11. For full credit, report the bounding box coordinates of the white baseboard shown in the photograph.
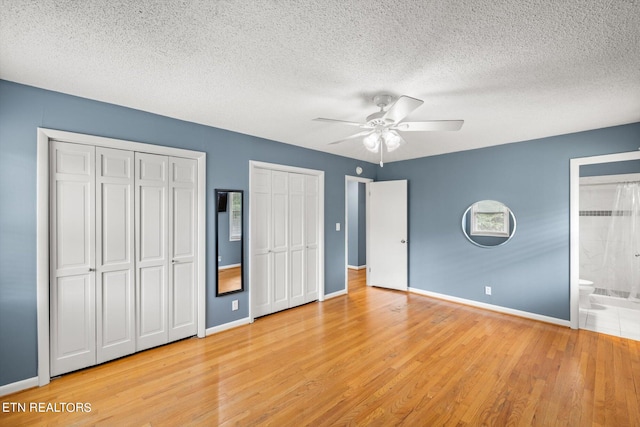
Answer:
[324,289,347,300]
[218,263,241,271]
[347,265,366,270]
[408,287,570,328]
[0,376,38,397]
[206,317,251,336]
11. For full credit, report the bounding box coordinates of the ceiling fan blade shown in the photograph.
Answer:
[328,130,373,145]
[381,96,424,124]
[313,117,365,127]
[394,120,464,132]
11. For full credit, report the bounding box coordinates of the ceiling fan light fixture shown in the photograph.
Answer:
[383,130,403,152]
[363,132,381,152]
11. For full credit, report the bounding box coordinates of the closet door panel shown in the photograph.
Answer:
[51,274,95,375]
[138,266,166,339]
[50,141,96,376]
[168,157,197,341]
[252,253,271,317]
[271,171,289,312]
[304,175,319,302]
[289,173,305,307]
[251,168,272,317]
[136,153,169,351]
[99,270,133,357]
[139,187,166,261]
[96,147,135,363]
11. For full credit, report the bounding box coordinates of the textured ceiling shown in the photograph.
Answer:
[1,0,639,164]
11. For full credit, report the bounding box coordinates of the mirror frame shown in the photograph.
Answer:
[461,200,517,248]
[215,189,244,296]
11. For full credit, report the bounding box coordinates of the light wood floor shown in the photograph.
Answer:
[218,266,242,294]
[2,270,639,426]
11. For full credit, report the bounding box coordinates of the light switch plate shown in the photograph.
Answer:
[336,222,341,231]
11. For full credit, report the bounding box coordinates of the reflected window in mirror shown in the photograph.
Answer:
[216,189,244,296]
[470,200,510,237]
[462,200,516,248]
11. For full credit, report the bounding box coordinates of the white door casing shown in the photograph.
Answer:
[37,128,206,387]
[168,157,198,341]
[96,147,135,364]
[50,141,96,376]
[367,180,408,291]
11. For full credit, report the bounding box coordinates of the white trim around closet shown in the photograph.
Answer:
[36,128,206,388]
[248,160,325,322]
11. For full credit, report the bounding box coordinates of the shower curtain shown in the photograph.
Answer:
[602,182,640,300]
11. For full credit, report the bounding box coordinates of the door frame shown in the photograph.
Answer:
[344,176,373,292]
[36,128,206,386]
[248,160,325,322]
[569,150,640,329]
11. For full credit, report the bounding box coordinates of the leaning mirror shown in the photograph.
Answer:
[462,200,516,248]
[215,189,244,296]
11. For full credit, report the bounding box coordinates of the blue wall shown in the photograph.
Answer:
[377,123,640,320]
[0,80,377,387]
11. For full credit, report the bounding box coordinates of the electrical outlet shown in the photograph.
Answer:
[485,286,492,296]
[232,300,238,311]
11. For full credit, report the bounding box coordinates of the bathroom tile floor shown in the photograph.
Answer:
[579,298,640,341]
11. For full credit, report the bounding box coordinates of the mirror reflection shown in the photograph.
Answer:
[462,200,516,248]
[216,189,244,296]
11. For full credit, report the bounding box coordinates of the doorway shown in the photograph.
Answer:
[344,176,372,292]
[570,150,640,341]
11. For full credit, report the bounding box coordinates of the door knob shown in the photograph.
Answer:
[88,268,95,272]
[401,239,407,244]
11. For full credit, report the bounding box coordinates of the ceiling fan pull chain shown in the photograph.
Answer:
[380,142,384,167]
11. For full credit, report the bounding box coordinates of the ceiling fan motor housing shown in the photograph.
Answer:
[367,94,395,127]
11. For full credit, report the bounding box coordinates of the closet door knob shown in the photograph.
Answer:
[88,268,95,272]
[401,239,407,244]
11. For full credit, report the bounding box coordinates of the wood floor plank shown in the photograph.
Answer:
[2,269,639,426]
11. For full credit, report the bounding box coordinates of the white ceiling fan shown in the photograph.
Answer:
[314,94,464,166]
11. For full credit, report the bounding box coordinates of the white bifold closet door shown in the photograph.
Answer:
[135,153,197,351]
[50,142,197,376]
[50,142,97,376]
[96,147,135,364]
[251,168,319,318]
[135,153,169,351]
[167,157,198,342]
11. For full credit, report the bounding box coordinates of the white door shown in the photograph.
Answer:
[96,147,135,364]
[289,173,306,307]
[304,174,319,303]
[252,168,273,317]
[168,157,197,341]
[135,153,169,351]
[271,171,290,312]
[367,180,408,291]
[50,141,96,376]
